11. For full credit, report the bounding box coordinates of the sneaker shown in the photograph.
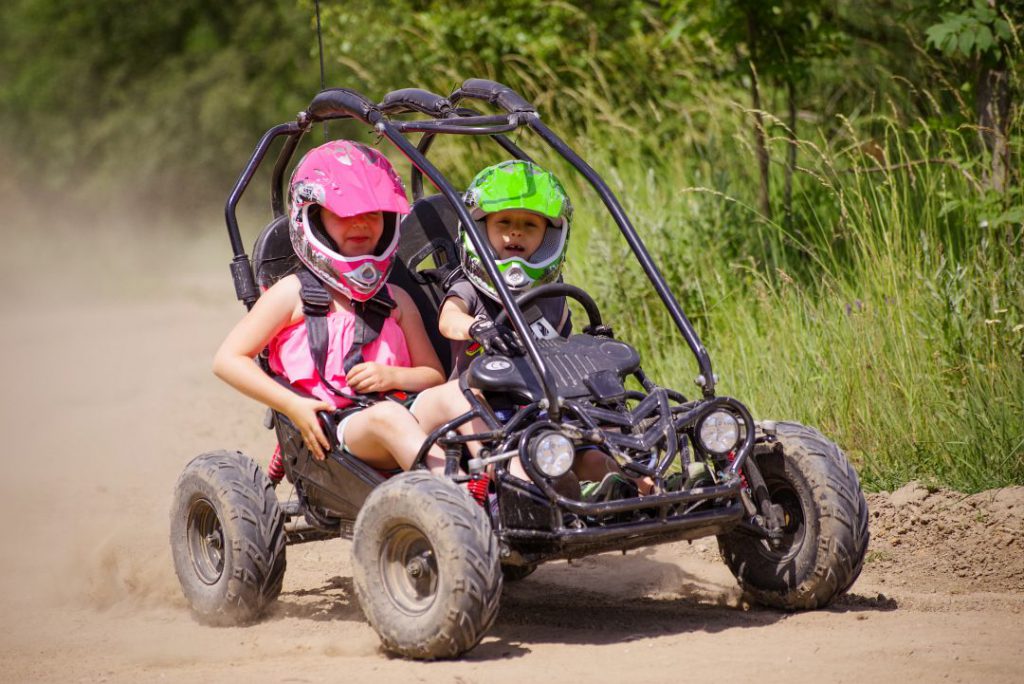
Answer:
[610,475,639,500]
[581,473,637,501]
[580,480,601,500]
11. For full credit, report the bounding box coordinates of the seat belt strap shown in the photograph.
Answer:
[342,293,396,373]
[296,270,395,406]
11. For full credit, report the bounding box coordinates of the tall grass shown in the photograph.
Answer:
[342,24,1024,492]
[564,96,1024,493]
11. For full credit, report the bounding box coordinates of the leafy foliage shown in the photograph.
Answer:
[926,0,1015,60]
[0,0,314,204]
[688,0,848,85]
[1,0,1021,490]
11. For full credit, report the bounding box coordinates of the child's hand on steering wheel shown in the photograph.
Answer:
[468,318,521,356]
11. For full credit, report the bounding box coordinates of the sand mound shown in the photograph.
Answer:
[865,482,1024,593]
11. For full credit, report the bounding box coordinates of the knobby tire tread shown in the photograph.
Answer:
[719,422,869,610]
[170,450,286,625]
[352,472,501,659]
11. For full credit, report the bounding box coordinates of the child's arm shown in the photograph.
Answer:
[439,294,520,355]
[438,296,477,341]
[345,287,445,394]
[212,275,334,459]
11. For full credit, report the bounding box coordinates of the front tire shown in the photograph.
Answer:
[352,472,501,659]
[718,422,869,610]
[170,450,286,625]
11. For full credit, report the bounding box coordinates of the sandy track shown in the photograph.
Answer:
[0,223,1020,683]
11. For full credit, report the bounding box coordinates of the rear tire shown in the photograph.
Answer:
[352,472,501,659]
[717,422,869,610]
[170,450,286,625]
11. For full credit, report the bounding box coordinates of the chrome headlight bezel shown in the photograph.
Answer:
[695,409,741,455]
[531,432,575,479]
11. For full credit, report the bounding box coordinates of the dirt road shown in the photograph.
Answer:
[1,221,1021,683]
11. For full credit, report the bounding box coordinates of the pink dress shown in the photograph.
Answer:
[268,290,411,408]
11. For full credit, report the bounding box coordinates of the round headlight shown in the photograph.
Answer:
[697,410,740,454]
[532,432,575,478]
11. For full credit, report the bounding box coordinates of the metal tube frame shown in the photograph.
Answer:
[224,86,715,397]
[222,81,758,544]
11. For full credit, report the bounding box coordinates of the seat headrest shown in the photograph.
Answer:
[252,215,301,291]
[398,195,461,265]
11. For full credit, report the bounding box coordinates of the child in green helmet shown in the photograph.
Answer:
[440,159,573,376]
[410,160,645,496]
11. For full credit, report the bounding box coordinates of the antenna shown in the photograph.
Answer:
[315,0,328,141]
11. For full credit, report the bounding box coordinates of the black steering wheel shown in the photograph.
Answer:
[492,282,603,331]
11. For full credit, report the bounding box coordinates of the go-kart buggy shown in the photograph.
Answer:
[170,79,869,659]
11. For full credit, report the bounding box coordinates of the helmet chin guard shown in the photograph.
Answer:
[288,140,409,301]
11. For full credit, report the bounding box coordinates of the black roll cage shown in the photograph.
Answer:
[224,79,717,416]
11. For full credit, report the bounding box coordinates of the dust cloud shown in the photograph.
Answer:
[0,207,1021,683]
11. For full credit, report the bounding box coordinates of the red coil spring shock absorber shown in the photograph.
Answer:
[465,473,490,508]
[726,449,749,489]
[267,445,285,485]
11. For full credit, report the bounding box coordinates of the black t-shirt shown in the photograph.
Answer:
[443,277,572,377]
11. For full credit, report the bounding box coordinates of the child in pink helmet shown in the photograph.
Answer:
[213,140,450,474]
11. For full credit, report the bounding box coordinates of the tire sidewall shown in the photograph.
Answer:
[169,451,286,625]
[170,469,237,613]
[352,472,501,658]
[719,422,868,609]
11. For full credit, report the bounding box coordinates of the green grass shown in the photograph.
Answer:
[561,100,1024,493]
[378,53,1024,493]
[12,8,1019,494]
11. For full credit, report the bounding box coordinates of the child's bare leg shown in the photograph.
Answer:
[414,382,536,483]
[411,383,649,493]
[508,449,600,484]
[341,401,447,474]
[573,449,618,481]
[411,381,492,457]
[574,448,654,494]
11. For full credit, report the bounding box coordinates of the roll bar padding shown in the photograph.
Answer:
[453,79,535,113]
[379,88,452,117]
[307,88,380,125]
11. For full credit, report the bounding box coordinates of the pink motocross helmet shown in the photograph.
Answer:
[289,140,410,301]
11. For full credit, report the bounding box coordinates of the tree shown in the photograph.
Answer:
[692,1,843,223]
[927,0,1022,192]
[0,0,315,206]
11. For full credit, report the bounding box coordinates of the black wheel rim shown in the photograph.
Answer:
[379,524,438,616]
[186,497,225,585]
[756,477,806,561]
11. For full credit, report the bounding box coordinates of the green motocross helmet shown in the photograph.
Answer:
[460,160,572,300]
